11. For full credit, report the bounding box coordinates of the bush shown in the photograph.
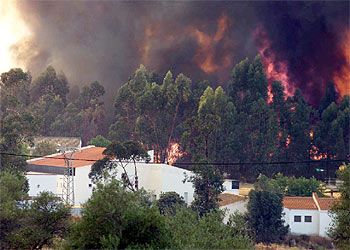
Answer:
[65,180,172,249]
[168,207,254,249]
[156,191,186,216]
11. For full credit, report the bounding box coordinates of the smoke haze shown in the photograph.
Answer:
[11,1,350,108]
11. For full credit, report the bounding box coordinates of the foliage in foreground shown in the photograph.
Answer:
[328,164,350,250]
[64,179,254,249]
[0,172,70,249]
[156,191,186,216]
[185,165,224,217]
[247,189,289,244]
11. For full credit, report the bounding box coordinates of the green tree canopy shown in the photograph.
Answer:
[328,164,350,249]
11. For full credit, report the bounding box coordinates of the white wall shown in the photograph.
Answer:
[26,162,195,207]
[223,179,239,195]
[71,162,195,206]
[221,200,248,224]
[283,208,319,235]
[74,166,95,206]
[27,173,58,197]
[319,210,332,237]
[125,163,195,205]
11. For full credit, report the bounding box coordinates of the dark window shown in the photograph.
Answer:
[88,184,92,188]
[294,216,301,222]
[305,216,312,222]
[232,180,239,189]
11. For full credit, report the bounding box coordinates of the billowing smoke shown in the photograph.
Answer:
[12,1,349,108]
[254,1,349,106]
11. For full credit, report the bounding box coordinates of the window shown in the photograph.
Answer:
[37,184,40,188]
[88,184,92,188]
[232,180,239,189]
[305,216,312,222]
[294,215,301,222]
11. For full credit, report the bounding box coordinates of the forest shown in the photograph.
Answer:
[0,55,349,181]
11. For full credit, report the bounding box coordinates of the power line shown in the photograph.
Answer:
[174,159,349,166]
[0,151,348,166]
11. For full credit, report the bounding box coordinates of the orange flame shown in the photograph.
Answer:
[333,30,350,96]
[167,143,184,165]
[191,13,234,75]
[286,135,290,148]
[254,26,295,99]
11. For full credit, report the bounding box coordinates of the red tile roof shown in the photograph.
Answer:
[28,146,106,168]
[317,197,337,210]
[283,193,337,211]
[283,197,318,210]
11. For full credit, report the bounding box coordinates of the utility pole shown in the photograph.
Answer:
[61,148,77,206]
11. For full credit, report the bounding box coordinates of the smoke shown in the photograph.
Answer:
[11,1,349,108]
[254,1,350,106]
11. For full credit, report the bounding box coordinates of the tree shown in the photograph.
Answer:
[65,179,172,249]
[0,111,41,174]
[257,173,325,197]
[247,177,289,244]
[11,192,70,249]
[0,172,28,248]
[87,135,112,147]
[0,173,69,249]
[328,164,350,249]
[0,68,31,117]
[156,191,186,216]
[319,82,339,116]
[89,141,149,191]
[186,165,224,217]
[30,66,69,104]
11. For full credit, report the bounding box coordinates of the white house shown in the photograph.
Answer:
[26,146,195,208]
[219,192,336,237]
[283,193,336,237]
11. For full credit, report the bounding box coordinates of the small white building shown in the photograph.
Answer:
[26,146,195,208]
[283,193,336,237]
[219,191,336,237]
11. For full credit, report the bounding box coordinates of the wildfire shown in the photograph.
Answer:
[333,30,350,96]
[191,13,234,75]
[167,143,184,165]
[310,145,327,161]
[286,135,290,148]
[254,26,295,100]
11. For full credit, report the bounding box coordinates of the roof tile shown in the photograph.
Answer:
[28,147,106,168]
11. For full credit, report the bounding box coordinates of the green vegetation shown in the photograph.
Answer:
[87,135,111,147]
[89,141,149,191]
[257,173,325,197]
[156,191,186,216]
[64,179,254,249]
[186,165,224,216]
[328,164,350,250]
[247,189,288,244]
[0,172,70,249]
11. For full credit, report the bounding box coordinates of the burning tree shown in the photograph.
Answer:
[109,65,191,164]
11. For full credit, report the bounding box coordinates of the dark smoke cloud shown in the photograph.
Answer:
[12,1,349,110]
[254,1,349,106]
